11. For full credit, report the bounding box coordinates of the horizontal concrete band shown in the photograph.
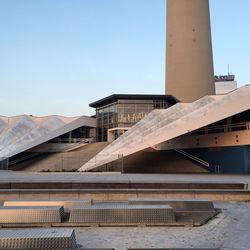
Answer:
[1,189,249,202]
[0,206,64,223]
[0,229,77,249]
[0,182,246,190]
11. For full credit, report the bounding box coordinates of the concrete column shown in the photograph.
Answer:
[166,0,215,102]
[69,131,72,143]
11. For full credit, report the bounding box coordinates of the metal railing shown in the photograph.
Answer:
[174,149,210,168]
[49,137,96,144]
[189,122,250,136]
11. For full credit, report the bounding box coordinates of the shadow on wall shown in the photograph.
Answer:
[122,148,209,173]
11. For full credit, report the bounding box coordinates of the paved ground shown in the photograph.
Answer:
[0,171,250,249]
[74,202,250,250]
[0,171,250,189]
[0,202,249,249]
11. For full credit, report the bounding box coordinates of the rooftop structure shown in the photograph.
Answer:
[91,94,178,142]
[214,75,237,95]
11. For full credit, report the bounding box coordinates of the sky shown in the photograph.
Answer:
[0,0,249,117]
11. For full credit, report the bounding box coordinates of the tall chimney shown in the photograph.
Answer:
[165,0,215,102]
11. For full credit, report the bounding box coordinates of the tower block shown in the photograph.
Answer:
[166,0,215,102]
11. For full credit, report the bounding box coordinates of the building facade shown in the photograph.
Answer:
[215,75,237,95]
[89,94,178,142]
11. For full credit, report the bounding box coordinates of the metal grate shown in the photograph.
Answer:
[128,198,215,212]
[0,206,64,223]
[69,203,175,224]
[0,229,77,249]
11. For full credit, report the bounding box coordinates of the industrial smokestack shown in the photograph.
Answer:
[165,0,215,102]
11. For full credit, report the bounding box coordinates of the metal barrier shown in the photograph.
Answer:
[174,149,210,168]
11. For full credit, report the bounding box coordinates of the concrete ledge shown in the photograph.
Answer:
[0,183,10,189]
[0,189,249,202]
[1,182,246,190]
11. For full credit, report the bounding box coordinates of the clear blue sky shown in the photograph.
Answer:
[0,0,249,117]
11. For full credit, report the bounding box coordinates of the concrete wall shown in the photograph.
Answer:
[245,146,250,174]
[123,148,208,173]
[185,146,250,174]
[11,142,109,172]
[215,81,237,95]
[156,129,250,150]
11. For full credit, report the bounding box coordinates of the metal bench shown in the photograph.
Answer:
[4,198,92,212]
[128,198,215,212]
[0,206,64,223]
[0,228,77,249]
[69,203,176,224]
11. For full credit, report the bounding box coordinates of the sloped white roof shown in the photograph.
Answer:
[0,115,96,159]
[78,85,250,172]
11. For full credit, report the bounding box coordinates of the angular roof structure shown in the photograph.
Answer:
[78,85,250,172]
[89,94,178,108]
[0,115,96,159]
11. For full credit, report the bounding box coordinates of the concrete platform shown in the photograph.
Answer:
[71,202,250,249]
[0,181,246,190]
[0,171,249,189]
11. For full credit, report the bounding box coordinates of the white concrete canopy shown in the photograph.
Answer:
[78,85,250,172]
[0,115,96,159]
